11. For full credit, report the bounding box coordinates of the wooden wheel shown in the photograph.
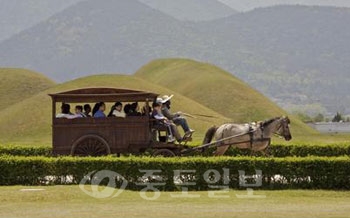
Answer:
[152,149,176,157]
[71,135,111,156]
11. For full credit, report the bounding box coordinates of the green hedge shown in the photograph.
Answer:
[1,155,349,190]
[1,143,350,157]
[220,144,350,157]
[0,145,51,156]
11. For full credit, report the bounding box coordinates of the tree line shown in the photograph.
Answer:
[295,112,350,123]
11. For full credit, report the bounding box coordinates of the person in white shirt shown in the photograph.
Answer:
[152,101,182,143]
[56,103,81,119]
[83,104,92,117]
[75,105,86,118]
[108,102,126,118]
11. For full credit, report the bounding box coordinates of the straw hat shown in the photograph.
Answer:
[156,97,164,104]
[160,95,173,103]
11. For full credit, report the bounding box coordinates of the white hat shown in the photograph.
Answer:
[161,95,173,103]
[156,97,164,104]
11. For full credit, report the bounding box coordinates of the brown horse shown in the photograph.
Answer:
[203,116,292,156]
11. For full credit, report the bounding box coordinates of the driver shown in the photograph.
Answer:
[160,95,195,136]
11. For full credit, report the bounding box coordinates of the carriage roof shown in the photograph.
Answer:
[49,87,159,103]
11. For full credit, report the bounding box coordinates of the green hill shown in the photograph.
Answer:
[0,68,55,111]
[0,74,229,144]
[135,58,317,137]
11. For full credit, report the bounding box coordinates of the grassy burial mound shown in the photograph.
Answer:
[0,68,55,111]
[0,74,229,144]
[135,58,317,137]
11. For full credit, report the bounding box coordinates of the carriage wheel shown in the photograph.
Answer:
[152,149,176,157]
[71,135,111,156]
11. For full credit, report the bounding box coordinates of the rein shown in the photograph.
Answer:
[181,130,254,154]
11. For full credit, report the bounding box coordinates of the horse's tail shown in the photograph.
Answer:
[203,126,218,145]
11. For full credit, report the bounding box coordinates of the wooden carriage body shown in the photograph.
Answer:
[50,88,159,156]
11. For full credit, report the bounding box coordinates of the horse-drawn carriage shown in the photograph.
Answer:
[50,87,292,157]
[50,88,188,157]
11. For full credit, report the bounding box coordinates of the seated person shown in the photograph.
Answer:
[124,104,131,115]
[141,103,151,116]
[160,95,194,135]
[152,102,182,143]
[75,105,86,117]
[128,102,142,116]
[83,104,92,117]
[108,102,126,118]
[92,102,106,118]
[56,103,80,119]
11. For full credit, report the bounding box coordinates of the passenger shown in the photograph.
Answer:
[83,104,92,117]
[124,104,132,115]
[152,101,182,143]
[128,102,142,116]
[107,105,116,117]
[107,104,116,117]
[93,102,106,118]
[92,103,100,117]
[160,95,194,135]
[108,102,126,118]
[141,103,151,116]
[75,105,86,118]
[56,103,80,119]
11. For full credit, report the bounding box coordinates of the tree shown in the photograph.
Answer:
[313,113,324,122]
[295,112,313,123]
[332,112,343,122]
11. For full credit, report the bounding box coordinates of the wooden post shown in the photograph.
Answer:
[52,98,56,121]
[145,98,150,115]
[51,97,56,154]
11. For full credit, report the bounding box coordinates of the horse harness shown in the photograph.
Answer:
[220,123,271,149]
[251,124,272,148]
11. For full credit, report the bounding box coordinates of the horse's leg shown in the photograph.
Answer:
[261,147,271,157]
[250,149,255,156]
[249,143,256,156]
[214,144,230,156]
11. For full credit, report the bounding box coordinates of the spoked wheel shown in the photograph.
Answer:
[71,135,111,156]
[152,149,176,157]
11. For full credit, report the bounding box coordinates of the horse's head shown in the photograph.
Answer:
[275,116,292,141]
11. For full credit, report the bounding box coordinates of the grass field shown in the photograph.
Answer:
[273,133,350,145]
[1,186,349,218]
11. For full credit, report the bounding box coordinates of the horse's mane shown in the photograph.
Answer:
[262,117,280,127]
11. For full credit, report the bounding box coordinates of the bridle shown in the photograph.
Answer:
[274,117,291,139]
